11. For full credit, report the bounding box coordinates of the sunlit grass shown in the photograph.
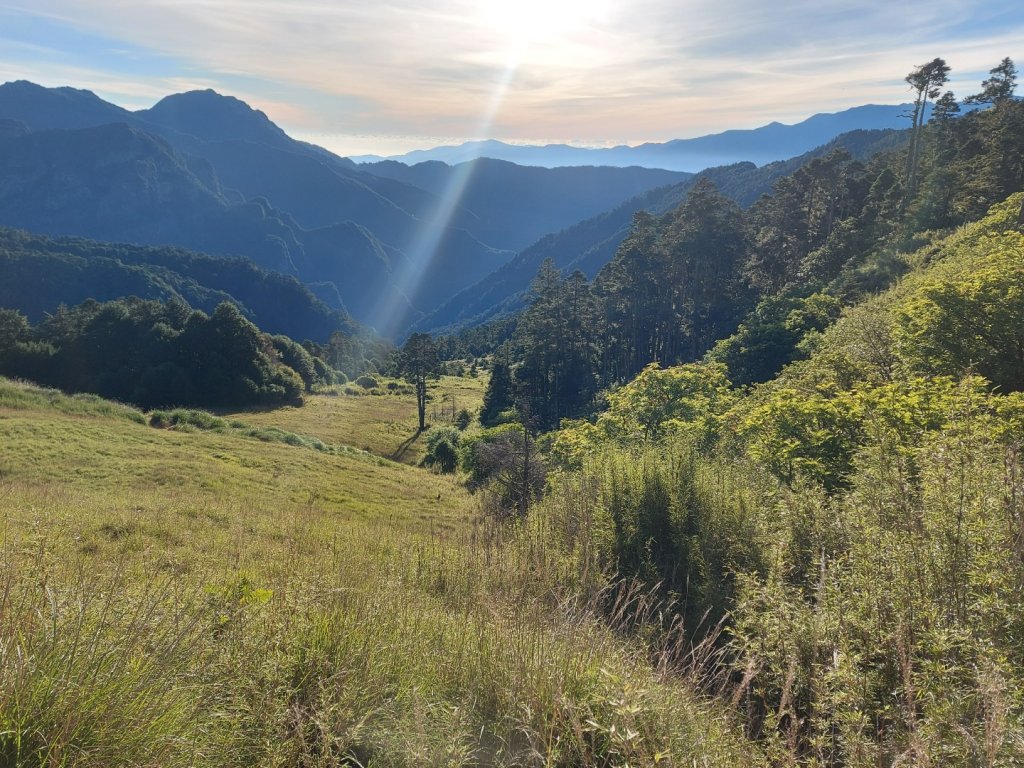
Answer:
[221,374,487,464]
[0,376,756,766]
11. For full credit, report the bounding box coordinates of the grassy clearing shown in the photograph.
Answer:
[0,376,757,767]
[222,374,488,464]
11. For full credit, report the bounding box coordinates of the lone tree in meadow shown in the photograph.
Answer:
[399,332,440,432]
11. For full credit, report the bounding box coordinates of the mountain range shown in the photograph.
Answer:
[0,81,697,334]
[0,80,919,339]
[352,104,928,171]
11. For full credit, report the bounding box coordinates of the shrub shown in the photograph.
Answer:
[355,375,379,390]
[149,409,228,432]
[423,426,461,473]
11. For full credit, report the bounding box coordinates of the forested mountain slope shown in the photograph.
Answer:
[416,127,909,335]
[0,227,354,342]
[467,92,1024,430]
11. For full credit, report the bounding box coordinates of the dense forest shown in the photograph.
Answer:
[462,65,1023,431]
[0,298,341,408]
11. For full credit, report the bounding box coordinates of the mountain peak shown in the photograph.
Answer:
[0,80,130,131]
[137,89,290,148]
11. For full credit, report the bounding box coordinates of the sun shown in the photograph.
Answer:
[478,0,610,45]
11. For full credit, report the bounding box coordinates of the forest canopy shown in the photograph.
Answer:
[0,297,338,408]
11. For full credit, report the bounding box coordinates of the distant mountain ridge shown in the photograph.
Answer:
[0,80,693,336]
[354,104,934,172]
[358,158,690,251]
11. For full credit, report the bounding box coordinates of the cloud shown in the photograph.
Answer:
[1,0,1021,148]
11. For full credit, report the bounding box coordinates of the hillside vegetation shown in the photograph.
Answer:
[534,192,1024,764]
[474,93,1024,430]
[0,377,757,766]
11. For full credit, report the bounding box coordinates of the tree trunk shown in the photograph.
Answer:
[519,426,531,518]
[417,378,427,431]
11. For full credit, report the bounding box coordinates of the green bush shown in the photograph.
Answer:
[423,426,462,473]
[149,409,228,432]
[355,375,379,390]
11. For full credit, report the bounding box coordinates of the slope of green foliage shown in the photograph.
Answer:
[537,192,1024,764]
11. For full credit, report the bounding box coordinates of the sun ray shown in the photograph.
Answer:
[369,47,526,337]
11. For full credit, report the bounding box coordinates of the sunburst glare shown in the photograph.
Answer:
[478,0,611,44]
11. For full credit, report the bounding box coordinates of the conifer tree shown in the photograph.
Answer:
[399,332,439,431]
[904,58,951,201]
[480,354,513,426]
[966,57,1017,105]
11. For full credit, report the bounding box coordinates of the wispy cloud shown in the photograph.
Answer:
[1,0,1021,151]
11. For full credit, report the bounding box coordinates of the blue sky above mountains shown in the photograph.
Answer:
[1,0,1020,156]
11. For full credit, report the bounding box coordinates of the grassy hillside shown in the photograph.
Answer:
[0,376,756,767]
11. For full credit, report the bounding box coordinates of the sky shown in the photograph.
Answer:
[0,1,1021,157]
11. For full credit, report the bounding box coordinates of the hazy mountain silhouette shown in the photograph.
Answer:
[355,104,929,172]
[359,158,690,251]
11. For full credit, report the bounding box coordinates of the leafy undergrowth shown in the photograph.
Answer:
[0,377,756,767]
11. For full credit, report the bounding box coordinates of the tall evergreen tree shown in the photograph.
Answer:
[514,260,600,429]
[966,57,1017,105]
[904,58,951,201]
[398,332,439,432]
[480,354,513,426]
[931,91,960,123]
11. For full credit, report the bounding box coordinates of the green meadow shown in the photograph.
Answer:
[220,374,488,465]
[0,376,753,767]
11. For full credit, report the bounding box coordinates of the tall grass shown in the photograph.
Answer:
[0,563,202,766]
[0,476,756,767]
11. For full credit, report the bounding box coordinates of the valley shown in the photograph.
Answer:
[0,32,1022,768]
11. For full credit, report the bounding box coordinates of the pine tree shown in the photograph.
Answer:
[904,58,951,201]
[965,57,1017,105]
[931,91,960,123]
[480,355,513,426]
[398,332,439,431]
